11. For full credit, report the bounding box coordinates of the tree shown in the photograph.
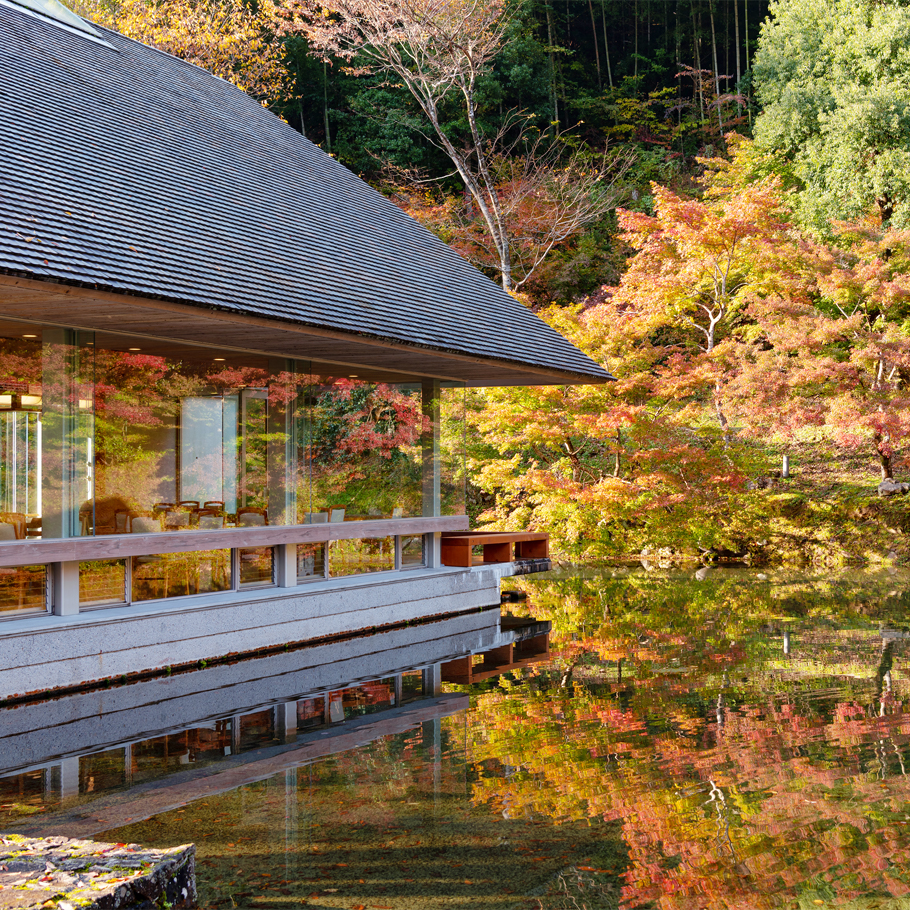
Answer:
[753,0,910,232]
[612,139,798,440]
[79,0,287,103]
[722,219,910,480]
[294,0,630,289]
[390,147,629,291]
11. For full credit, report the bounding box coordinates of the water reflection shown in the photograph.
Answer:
[5,567,910,909]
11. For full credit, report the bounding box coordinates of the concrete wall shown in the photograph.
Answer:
[0,565,505,700]
[0,609,507,773]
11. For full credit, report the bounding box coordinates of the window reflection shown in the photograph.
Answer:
[0,317,467,557]
[0,564,46,615]
[304,377,425,520]
[131,549,231,601]
[329,537,395,577]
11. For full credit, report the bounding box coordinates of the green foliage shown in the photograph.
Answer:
[754,0,910,231]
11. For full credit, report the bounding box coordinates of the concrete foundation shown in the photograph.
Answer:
[0,564,516,701]
[0,609,505,774]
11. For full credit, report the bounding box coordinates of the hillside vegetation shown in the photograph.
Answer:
[74,0,910,564]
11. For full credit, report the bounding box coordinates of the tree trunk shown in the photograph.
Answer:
[709,0,724,136]
[588,0,602,90]
[613,427,622,477]
[692,3,704,121]
[546,0,559,126]
[322,61,331,152]
[875,431,894,479]
[634,0,639,81]
[601,0,613,89]
[734,0,741,92]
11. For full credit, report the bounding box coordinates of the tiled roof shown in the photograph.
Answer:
[0,1,612,383]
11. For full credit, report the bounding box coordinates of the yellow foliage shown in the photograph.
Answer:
[77,0,287,103]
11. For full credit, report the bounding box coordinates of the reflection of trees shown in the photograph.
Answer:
[307,380,426,515]
[466,569,910,909]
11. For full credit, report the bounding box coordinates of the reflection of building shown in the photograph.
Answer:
[0,611,550,834]
[0,0,606,698]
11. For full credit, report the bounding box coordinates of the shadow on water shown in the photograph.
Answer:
[8,566,910,908]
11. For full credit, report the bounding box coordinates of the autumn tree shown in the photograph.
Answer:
[294,0,629,290]
[78,0,287,102]
[612,139,799,443]
[722,219,910,480]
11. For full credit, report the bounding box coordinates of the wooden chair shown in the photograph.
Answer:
[329,506,346,523]
[114,509,131,534]
[237,507,268,527]
[0,512,26,540]
[88,497,132,535]
[163,509,191,530]
[203,500,225,513]
[178,500,200,512]
[197,511,225,529]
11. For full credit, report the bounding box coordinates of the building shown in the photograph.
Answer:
[0,0,609,700]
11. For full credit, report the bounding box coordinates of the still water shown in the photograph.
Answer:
[4,565,910,910]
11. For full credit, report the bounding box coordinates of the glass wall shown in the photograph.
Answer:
[0,317,466,549]
[301,373,425,520]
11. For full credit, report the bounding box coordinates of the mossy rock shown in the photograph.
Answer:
[768,493,808,519]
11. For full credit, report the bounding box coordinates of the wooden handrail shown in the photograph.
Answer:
[0,515,469,568]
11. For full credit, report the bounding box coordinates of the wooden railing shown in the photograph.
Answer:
[0,515,468,568]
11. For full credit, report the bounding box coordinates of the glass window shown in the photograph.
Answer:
[79,559,126,607]
[80,748,126,793]
[297,542,326,581]
[131,549,231,601]
[239,710,276,751]
[400,535,425,568]
[342,678,397,718]
[302,373,424,520]
[0,317,467,543]
[0,564,46,616]
[238,547,274,588]
[440,384,466,516]
[0,321,92,541]
[329,537,394,577]
[92,335,302,534]
[297,696,325,729]
[401,670,424,703]
[0,769,47,826]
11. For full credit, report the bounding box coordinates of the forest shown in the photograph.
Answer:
[72,0,910,565]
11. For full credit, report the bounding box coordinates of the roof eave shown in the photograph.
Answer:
[0,272,614,386]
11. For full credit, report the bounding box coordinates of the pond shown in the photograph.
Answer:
[3,565,910,910]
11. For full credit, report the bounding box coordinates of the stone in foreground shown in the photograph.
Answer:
[0,835,195,909]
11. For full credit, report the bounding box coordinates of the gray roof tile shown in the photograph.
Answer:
[0,2,612,382]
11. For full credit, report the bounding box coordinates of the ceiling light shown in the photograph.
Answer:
[22,334,37,339]
[128,347,141,351]
[213,358,225,362]
[348,374,359,378]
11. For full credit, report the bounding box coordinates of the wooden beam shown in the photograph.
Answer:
[0,515,468,568]
[0,276,607,387]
